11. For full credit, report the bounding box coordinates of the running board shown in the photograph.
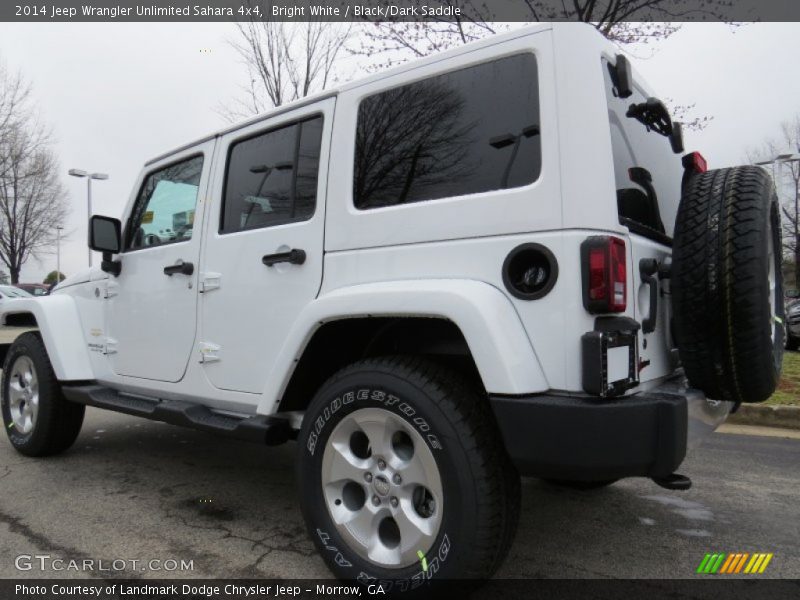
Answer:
[61,384,290,446]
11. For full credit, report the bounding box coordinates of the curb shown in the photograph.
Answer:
[727,404,800,431]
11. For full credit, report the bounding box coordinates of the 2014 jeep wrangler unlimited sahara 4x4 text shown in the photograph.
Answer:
[0,24,784,587]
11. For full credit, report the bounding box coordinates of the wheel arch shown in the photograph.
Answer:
[0,297,94,381]
[261,279,548,415]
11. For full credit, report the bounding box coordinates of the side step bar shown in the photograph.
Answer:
[62,384,291,446]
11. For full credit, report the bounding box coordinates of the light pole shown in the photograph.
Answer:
[68,169,109,267]
[489,125,540,189]
[56,226,64,284]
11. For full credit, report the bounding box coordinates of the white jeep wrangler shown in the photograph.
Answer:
[0,24,784,586]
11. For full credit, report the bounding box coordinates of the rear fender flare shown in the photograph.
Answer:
[257,279,548,415]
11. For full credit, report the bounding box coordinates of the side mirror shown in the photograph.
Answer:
[89,215,122,276]
[89,215,121,253]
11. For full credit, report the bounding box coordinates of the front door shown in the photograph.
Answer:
[107,143,214,382]
[199,99,333,394]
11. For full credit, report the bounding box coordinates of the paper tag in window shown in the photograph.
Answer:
[142,211,154,224]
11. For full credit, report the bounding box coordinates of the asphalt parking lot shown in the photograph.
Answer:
[0,407,798,581]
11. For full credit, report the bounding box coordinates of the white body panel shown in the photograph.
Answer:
[322,232,581,391]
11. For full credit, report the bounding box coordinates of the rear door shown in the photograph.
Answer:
[602,57,684,384]
[198,98,333,394]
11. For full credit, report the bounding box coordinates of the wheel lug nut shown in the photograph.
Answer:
[390,497,398,508]
[372,495,381,506]
[392,474,402,485]
[377,459,386,470]
[364,472,373,483]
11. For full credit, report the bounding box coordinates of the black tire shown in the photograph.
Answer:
[297,356,520,587]
[1,332,85,456]
[544,478,618,490]
[672,166,784,403]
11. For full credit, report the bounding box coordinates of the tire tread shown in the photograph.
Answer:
[672,166,782,403]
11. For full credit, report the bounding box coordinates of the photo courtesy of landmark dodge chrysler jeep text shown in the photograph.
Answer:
[0,24,785,587]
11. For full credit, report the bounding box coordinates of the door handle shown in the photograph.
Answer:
[639,258,659,334]
[262,248,306,267]
[163,260,194,276]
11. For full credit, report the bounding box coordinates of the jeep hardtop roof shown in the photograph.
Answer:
[145,23,558,166]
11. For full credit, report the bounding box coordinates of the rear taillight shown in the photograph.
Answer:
[581,236,627,313]
[682,151,708,173]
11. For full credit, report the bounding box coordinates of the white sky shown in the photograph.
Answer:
[0,21,798,282]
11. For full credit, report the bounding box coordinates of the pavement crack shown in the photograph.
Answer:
[0,508,143,580]
[251,535,316,567]
[163,504,315,576]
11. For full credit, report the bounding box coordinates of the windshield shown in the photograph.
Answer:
[0,285,33,298]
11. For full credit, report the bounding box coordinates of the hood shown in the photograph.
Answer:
[52,266,107,292]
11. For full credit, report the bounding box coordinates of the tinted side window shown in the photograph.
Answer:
[221,116,323,234]
[354,54,540,210]
[126,155,203,251]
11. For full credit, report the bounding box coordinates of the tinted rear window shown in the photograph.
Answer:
[354,53,541,209]
[603,58,682,240]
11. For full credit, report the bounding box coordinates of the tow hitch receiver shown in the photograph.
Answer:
[652,473,692,491]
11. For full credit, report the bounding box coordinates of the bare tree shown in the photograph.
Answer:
[354,1,732,62]
[354,79,473,207]
[748,116,800,287]
[0,60,68,284]
[221,18,351,120]
[352,0,734,130]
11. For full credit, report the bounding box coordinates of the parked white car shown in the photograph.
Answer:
[0,24,784,588]
[0,285,33,300]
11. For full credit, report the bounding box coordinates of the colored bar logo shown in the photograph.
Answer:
[696,552,773,574]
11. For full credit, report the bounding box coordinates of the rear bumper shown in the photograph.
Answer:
[490,375,732,481]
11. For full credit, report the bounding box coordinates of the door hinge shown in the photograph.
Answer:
[198,341,221,363]
[199,272,221,293]
[104,281,119,298]
[103,338,118,355]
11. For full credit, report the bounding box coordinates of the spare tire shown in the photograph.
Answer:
[672,166,784,403]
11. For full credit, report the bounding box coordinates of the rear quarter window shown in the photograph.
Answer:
[353,53,541,209]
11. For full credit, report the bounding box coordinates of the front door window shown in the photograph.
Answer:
[126,155,204,250]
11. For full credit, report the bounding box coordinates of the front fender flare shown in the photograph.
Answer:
[258,279,548,415]
[0,296,94,381]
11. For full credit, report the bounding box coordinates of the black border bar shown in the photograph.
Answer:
[3,579,800,600]
[3,0,800,23]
